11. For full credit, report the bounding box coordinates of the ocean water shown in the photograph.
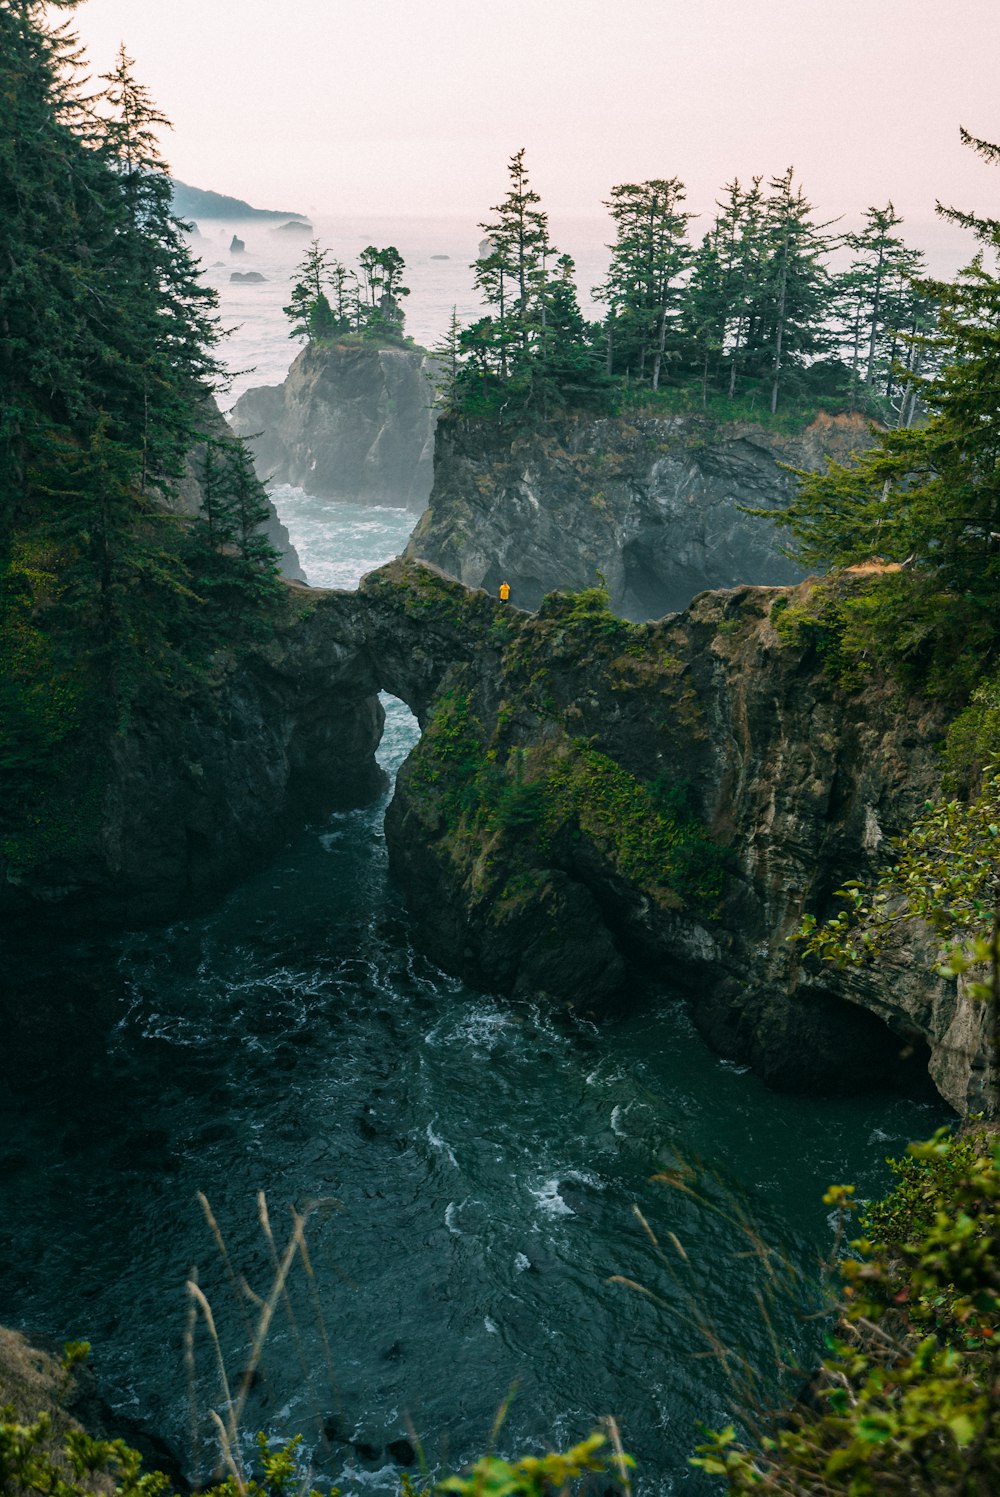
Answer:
[191,211,611,404]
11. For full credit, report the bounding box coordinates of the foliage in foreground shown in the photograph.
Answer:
[10,1130,1000,1496]
[0,1398,629,1497]
[694,1127,1000,1493]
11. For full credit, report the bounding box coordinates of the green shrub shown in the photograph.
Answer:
[694,1129,1000,1493]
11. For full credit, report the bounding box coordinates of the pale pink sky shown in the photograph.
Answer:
[67,0,1000,251]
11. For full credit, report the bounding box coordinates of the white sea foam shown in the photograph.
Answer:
[530,1179,574,1217]
[426,1119,458,1167]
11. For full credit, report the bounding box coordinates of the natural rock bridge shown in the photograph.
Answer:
[10,559,994,1116]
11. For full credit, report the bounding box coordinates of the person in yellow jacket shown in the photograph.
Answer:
[499,581,511,602]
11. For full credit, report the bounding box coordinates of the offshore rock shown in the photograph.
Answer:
[407,410,876,618]
[231,340,437,511]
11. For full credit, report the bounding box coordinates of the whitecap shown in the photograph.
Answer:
[529,1178,574,1217]
[426,1120,458,1167]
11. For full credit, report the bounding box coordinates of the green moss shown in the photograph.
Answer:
[542,748,729,908]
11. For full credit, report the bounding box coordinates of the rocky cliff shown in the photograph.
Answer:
[0,585,383,928]
[5,556,988,1113]
[364,563,991,1116]
[230,341,437,511]
[407,410,877,618]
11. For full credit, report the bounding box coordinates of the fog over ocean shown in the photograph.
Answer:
[193,212,611,403]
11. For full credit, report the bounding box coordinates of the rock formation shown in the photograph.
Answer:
[0,584,384,927]
[171,398,306,581]
[407,410,877,618]
[363,563,990,1116]
[2,557,988,1113]
[230,341,437,512]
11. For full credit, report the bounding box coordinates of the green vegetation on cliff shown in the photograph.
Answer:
[435,151,933,425]
[408,580,728,919]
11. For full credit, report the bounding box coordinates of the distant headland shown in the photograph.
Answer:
[169,178,309,222]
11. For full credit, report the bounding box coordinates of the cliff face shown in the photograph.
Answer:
[0,587,384,927]
[369,564,991,1116]
[230,341,437,511]
[4,557,987,1113]
[407,411,875,618]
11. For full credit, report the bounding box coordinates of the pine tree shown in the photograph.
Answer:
[284,240,352,341]
[596,178,693,389]
[472,149,555,386]
[754,168,837,413]
[769,135,1000,658]
[529,255,610,415]
[712,176,767,400]
[836,204,932,415]
[681,232,729,405]
[356,245,410,337]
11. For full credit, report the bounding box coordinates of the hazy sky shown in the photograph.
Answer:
[68,0,1000,246]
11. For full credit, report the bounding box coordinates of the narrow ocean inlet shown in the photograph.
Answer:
[0,494,945,1494]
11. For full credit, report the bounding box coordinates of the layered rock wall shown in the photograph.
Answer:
[407,411,876,617]
[4,557,988,1113]
[0,587,383,926]
[370,564,991,1115]
[231,342,437,511]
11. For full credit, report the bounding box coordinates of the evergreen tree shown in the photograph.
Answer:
[472,149,556,384]
[283,240,352,341]
[529,255,611,415]
[356,244,410,336]
[596,177,693,389]
[836,203,933,415]
[768,136,1000,671]
[681,231,729,404]
[712,176,768,400]
[755,167,836,414]
[0,0,283,834]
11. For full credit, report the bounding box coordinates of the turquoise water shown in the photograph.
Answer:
[0,497,946,1494]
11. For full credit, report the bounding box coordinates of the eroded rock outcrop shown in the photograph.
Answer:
[0,586,383,926]
[231,341,437,511]
[3,556,988,1113]
[407,410,876,618]
[368,562,991,1115]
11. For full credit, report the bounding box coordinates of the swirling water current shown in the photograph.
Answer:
[0,489,946,1495]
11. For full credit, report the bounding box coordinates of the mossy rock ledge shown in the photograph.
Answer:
[372,564,987,1114]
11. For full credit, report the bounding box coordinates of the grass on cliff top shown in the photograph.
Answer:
[618,377,865,436]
